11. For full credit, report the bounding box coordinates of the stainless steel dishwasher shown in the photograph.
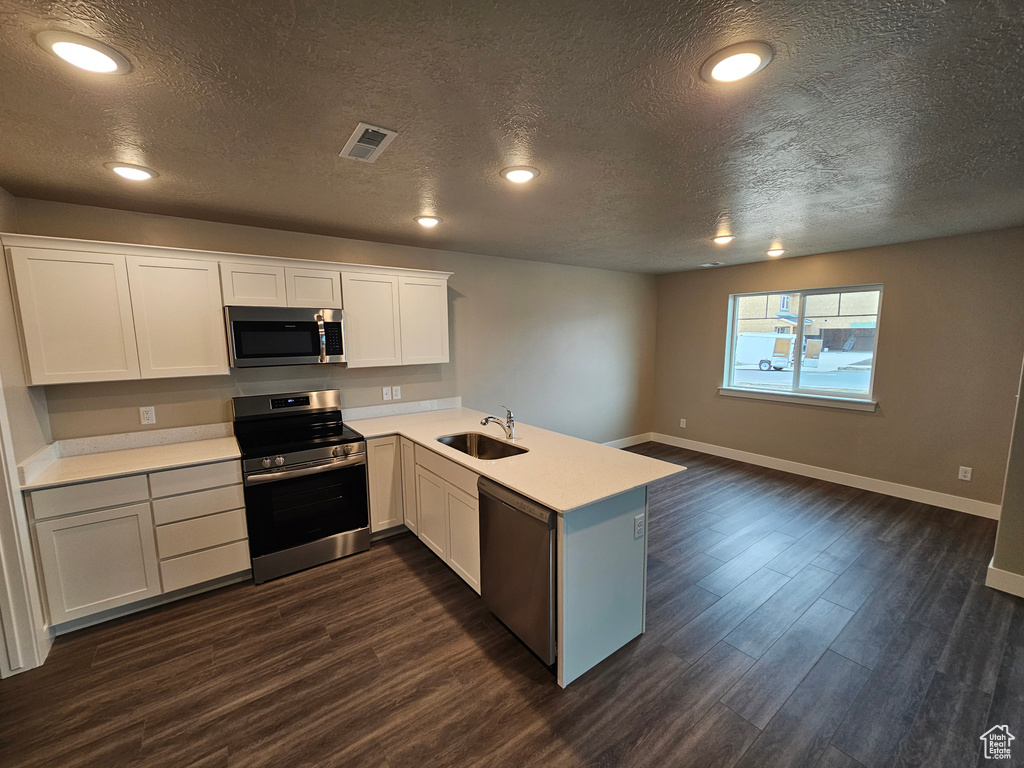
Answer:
[478,477,556,665]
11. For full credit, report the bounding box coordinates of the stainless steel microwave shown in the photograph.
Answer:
[225,306,345,368]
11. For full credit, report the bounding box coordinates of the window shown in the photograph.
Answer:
[724,284,882,403]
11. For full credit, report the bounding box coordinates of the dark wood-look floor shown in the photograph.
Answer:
[3,444,1022,768]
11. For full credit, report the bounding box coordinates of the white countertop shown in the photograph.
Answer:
[20,437,241,490]
[347,408,684,513]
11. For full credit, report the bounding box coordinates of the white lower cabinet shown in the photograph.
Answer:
[28,458,249,627]
[415,465,448,560]
[445,483,480,592]
[413,446,481,594]
[399,437,417,534]
[367,436,403,532]
[35,502,162,624]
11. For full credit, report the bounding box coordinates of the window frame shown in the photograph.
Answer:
[722,283,883,407]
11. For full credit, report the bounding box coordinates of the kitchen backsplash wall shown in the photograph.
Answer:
[14,198,657,446]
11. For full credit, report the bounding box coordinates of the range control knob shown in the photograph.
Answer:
[332,446,344,457]
[274,456,285,466]
[261,458,272,469]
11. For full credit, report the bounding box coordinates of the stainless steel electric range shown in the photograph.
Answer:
[232,389,370,583]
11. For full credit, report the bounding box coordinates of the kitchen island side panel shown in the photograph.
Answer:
[557,486,648,687]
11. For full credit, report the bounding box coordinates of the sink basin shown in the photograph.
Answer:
[436,432,529,460]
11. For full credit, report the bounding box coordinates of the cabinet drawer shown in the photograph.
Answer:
[415,444,478,498]
[149,460,241,498]
[160,540,251,593]
[152,484,245,526]
[29,474,150,521]
[156,508,247,560]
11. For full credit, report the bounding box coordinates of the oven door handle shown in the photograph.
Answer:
[245,455,365,486]
[315,312,327,363]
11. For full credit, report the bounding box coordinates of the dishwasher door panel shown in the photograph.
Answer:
[478,479,556,665]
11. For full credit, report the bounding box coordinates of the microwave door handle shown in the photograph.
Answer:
[315,313,327,363]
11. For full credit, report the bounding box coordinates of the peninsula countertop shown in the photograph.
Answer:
[347,407,684,513]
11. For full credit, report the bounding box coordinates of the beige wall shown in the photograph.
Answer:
[0,189,51,463]
[14,199,656,445]
[653,228,1024,504]
[993,357,1024,575]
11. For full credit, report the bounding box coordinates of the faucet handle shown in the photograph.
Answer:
[499,404,513,421]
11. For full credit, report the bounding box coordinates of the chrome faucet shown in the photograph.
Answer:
[481,405,515,440]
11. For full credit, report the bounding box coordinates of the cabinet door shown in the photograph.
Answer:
[399,276,450,365]
[400,437,417,534]
[341,272,403,367]
[35,502,161,624]
[127,256,229,378]
[10,247,141,384]
[285,267,342,308]
[367,436,403,532]
[219,262,287,306]
[415,465,447,560]
[446,482,480,593]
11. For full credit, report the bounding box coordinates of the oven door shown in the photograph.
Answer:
[243,456,369,558]
[226,306,345,367]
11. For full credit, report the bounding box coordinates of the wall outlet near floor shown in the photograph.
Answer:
[680,419,687,428]
[958,466,973,481]
[392,385,402,400]
[382,387,392,401]
[139,406,156,425]
[633,513,645,540]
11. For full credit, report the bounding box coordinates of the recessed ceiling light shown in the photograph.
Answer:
[415,215,441,228]
[766,248,785,257]
[700,42,773,83]
[698,262,725,268]
[713,235,735,245]
[104,162,157,181]
[35,31,131,74]
[500,166,539,184]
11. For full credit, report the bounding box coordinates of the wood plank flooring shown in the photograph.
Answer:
[2,443,1021,768]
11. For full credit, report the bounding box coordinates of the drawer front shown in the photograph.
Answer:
[29,474,150,521]
[415,444,478,498]
[160,540,251,593]
[152,484,245,526]
[149,460,241,498]
[156,508,247,560]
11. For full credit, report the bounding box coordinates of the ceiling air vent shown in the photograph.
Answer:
[340,122,398,163]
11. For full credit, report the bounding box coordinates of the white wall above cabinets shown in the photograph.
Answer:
[3,233,452,384]
[342,271,450,368]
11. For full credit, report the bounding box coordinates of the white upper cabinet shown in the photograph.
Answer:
[398,276,450,365]
[342,271,450,368]
[219,263,287,306]
[342,272,403,368]
[285,267,342,308]
[127,256,229,378]
[10,247,141,385]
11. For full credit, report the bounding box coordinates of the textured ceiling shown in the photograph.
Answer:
[1,0,1022,273]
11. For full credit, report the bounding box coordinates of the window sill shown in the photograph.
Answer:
[718,387,878,412]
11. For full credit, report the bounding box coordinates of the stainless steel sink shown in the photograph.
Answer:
[436,432,529,460]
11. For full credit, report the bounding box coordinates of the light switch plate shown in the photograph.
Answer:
[382,387,392,401]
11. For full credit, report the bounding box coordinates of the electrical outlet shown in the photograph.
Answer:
[392,385,402,400]
[382,387,392,401]
[680,419,687,428]
[958,466,973,481]
[139,406,156,425]
[633,513,645,540]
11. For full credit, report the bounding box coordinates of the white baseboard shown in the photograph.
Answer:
[987,559,1024,598]
[650,433,1002,520]
[604,433,654,449]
